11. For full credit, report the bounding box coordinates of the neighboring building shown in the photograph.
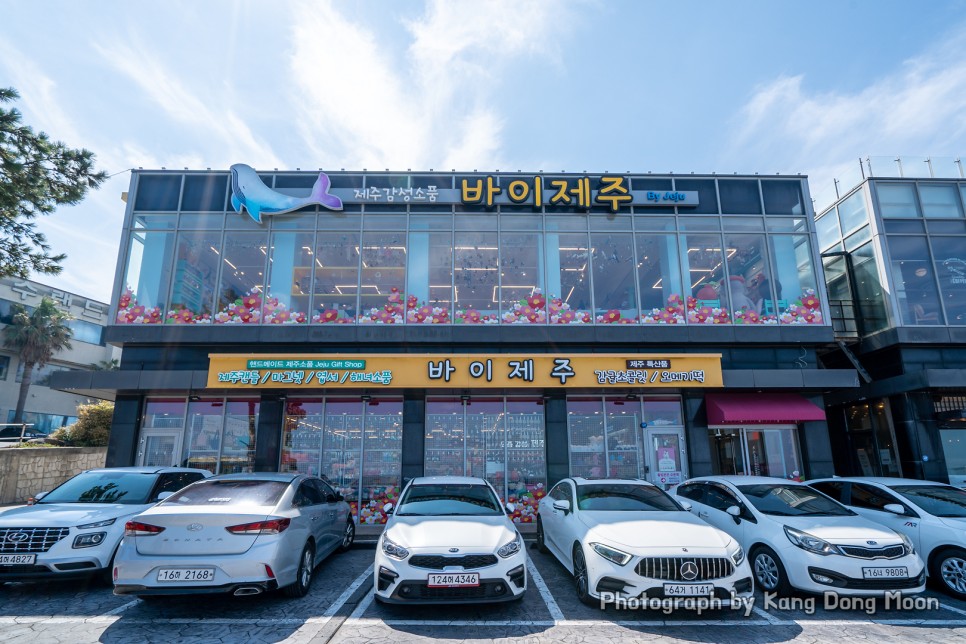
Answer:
[815,156,966,486]
[0,277,118,434]
[52,167,857,526]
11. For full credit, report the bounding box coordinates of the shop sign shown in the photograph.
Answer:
[207,353,723,389]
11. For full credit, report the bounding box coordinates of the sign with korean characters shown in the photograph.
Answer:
[207,354,722,389]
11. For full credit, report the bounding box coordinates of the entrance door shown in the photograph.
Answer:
[138,429,183,467]
[643,428,687,490]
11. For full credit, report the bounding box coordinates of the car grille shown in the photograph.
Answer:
[635,557,735,581]
[393,580,508,601]
[838,545,905,560]
[408,554,499,570]
[0,528,69,553]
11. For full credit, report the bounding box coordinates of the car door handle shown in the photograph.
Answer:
[311,515,320,521]
[697,511,708,518]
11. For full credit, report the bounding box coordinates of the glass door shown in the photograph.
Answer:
[138,429,183,467]
[643,427,687,490]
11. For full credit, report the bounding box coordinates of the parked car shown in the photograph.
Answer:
[0,466,209,583]
[374,476,527,604]
[808,476,966,599]
[113,472,354,598]
[672,476,925,596]
[537,477,752,606]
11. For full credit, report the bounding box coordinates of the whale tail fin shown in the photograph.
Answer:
[310,172,344,210]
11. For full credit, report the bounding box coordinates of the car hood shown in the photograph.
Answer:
[385,515,516,550]
[781,514,904,543]
[579,511,733,550]
[0,503,145,527]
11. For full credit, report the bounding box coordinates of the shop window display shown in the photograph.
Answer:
[214,231,269,324]
[360,400,402,524]
[406,231,453,324]
[931,236,966,324]
[454,231,500,323]
[591,233,638,323]
[117,230,174,324]
[725,233,777,324]
[500,233,546,324]
[312,232,360,323]
[767,235,824,324]
[263,231,313,324]
[545,232,592,324]
[181,399,226,473]
[886,235,944,326]
[682,233,730,324]
[637,234,686,324]
[358,232,407,323]
[567,398,642,478]
[167,231,220,324]
[219,399,259,474]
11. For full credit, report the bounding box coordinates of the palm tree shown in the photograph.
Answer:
[2,297,73,424]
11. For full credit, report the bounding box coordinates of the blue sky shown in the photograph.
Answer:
[3,0,966,302]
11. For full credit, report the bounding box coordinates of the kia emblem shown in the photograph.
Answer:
[187,523,204,532]
[866,540,877,546]
[448,547,459,553]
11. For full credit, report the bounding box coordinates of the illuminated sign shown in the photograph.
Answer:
[207,353,723,389]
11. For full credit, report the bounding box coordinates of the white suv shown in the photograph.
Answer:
[0,466,209,584]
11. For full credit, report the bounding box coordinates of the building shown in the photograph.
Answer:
[815,157,966,486]
[0,277,118,434]
[51,167,857,526]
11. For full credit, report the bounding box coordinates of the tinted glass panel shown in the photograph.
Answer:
[815,212,841,251]
[761,180,804,215]
[718,179,762,214]
[182,175,228,211]
[931,236,966,324]
[920,184,963,218]
[838,191,868,233]
[887,235,944,325]
[674,179,718,214]
[877,183,919,218]
[134,175,181,211]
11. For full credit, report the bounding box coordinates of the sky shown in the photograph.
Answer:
[3,0,966,303]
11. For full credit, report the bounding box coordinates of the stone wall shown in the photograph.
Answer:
[0,447,107,504]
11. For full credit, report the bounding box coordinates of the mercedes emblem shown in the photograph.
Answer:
[680,561,699,581]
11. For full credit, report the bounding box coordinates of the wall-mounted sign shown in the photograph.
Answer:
[230,164,343,223]
[207,353,723,389]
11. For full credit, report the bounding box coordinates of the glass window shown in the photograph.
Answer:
[39,470,159,505]
[717,179,762,214]
[66,319,103,345]
[634,216,676,231]
[852,242,889,333]
[931,237,966,324]
[454,232,499,323]
[294,481,324,507]
[164,480,288,507]
[181,399,224,474]
[133,214,177,229]
[500,233,545,324]
[424,398,465,476]
[546,232,591,324]
[850,483,905,512]
[0,355,9,380]
[725,233,774,324]
[744,428,802,479]
[312,232,360,323]
[637,234,686,324]
[767,235,824,324]
[179,213,224,229]
[281,399,325,476]
[397,482,502,516]
[575,483,680,511]
[643,398,684,426]
[674,179,718,214]
[631,178,675,214]
[219,399,258,474]
[883,220,925,234]
[844,226,871,253]
[676,483,705,502]
[358,232,406,323]
[886,235,944,325]
[604,398,641,478]
[722,217,765,232]
[919,184,963,218]
[264,232,313,324]
[142,398,186,431]
[406,231,453,323]
[134,175,181,211]
[167,231,220,323]
[682,233,729,324]
[360,399,402,525]
[152,472,206,501]
[678,217,721,230]
[505,398,545,523]
[810,480,846,503]
[928,220,966,234]
[838,190,869,233]
[465,398,506,499]
[704,485,740,511]
[181,175,228,211]
[321,399,363,517]
[815,211,842,251]
[891,484,966,517]
[550,481,573,502]
[568,397,605,478]
[118,230,174,324]
[737,483,852,516]
[591,233,638,323]
[761,180,804,215]
[215,232,268,324]
[877,183,919,219]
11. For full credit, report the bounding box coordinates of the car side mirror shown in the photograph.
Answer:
[552,499,571,514]
[28,491,49,505]
[726,505,742,524]
[679,500,693,512]
[383,503,394,515]
[156,491,175,502]
[883,503,906,515]
[505,502,516,515]
[335,492,345,503]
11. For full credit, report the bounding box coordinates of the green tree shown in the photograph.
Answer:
[2,297,73,423]
[0,87,107,278]
[51,400,114,447]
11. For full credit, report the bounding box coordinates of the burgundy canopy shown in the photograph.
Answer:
[705,393,826,425]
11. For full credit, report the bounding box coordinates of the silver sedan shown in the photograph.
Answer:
[113,472,354,598]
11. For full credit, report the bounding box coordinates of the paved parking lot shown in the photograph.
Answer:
[2,542,966,643]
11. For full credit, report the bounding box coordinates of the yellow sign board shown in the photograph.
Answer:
[207,354,722,389]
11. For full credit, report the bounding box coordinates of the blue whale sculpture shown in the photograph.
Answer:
[230,163,343,223]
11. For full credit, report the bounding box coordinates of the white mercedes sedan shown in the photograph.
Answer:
[113,473,354,599]
[374,476,527,604]
[537,477,753,606]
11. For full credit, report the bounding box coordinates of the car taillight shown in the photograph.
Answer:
[124,521,165,536]
[225,518,291,535]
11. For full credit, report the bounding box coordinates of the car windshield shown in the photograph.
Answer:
[891,485,966,518]
[395,483,502,516]
[737,484,854,516]
[39,471,157,505]
[163,480,288,507]
[576,483,681,512]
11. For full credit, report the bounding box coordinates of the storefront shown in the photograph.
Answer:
[52,166,858,526]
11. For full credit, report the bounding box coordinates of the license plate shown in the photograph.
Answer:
[427,573,479,587]
[862,566,908,579]
[663,583,714,597]
[0,554,36,565]
[156,568,216,582]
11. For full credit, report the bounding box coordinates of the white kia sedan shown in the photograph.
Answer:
[674,476,925,596]
[537,477,753,606]
[374,476,527,604]
[809,477,966,599]
[0,466,209,584]
[114,473,354,598]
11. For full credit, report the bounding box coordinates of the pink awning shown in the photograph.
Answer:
[705,394,826,425]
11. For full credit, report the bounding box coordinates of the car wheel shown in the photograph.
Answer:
[536,517,548,553]
[283,542,315,598]
[751,545,792,596]
[339,517,355,552]
[931,547,966,599]
[572,544,595,606]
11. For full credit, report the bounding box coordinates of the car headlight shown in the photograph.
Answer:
[730,544,745,566]
[76,518,116,529]
[381,535,410,560]
[73,532,107,548]
[896,531,915,555]
[784,526,842,556]
[497,533,523,558]
[591,542,632,566]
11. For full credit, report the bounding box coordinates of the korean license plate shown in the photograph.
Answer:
[663,583,714,597]
[0,554,36,565]
[156,568,216,582]
[862,566,908,579]
[427,573,479,587]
